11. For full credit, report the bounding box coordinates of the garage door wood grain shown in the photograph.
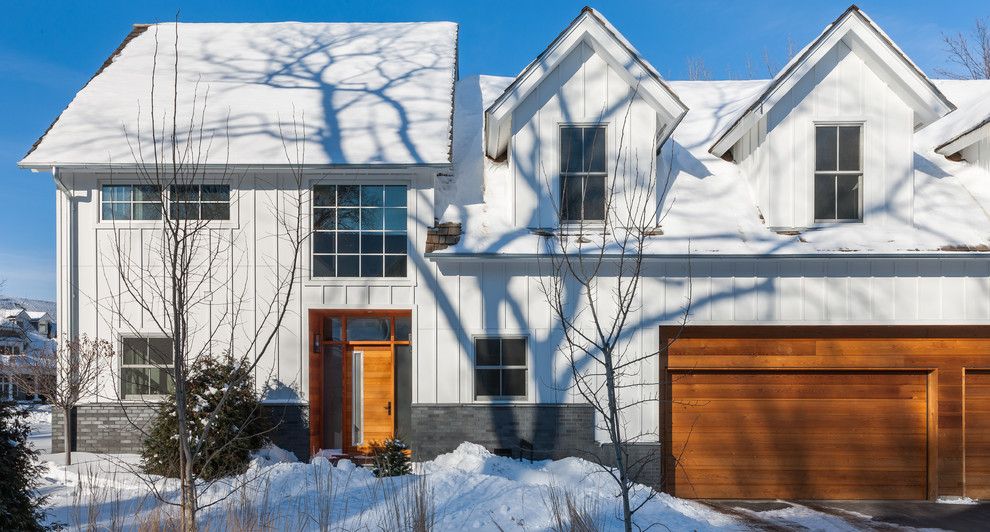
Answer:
[669,370,928,500]
[966,370,990,499]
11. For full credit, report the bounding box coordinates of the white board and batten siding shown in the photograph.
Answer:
[419,255,990,442]
[57,168,436,405]
[733,40,914,229]
[962,132,990,175]
[509,40,661,229]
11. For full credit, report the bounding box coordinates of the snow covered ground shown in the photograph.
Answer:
[23,408,935,531]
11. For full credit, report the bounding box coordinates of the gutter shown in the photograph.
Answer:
[425,251,990,260]
[20,162,454,172]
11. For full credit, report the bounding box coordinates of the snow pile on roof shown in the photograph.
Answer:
[21,21,457,167]
[439,75,990,256]
[926,79,990,151]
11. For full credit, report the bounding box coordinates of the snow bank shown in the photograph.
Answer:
[38,440,741,531]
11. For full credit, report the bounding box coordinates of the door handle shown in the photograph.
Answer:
[385,401,392,416]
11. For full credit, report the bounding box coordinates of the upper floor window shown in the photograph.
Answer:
[474,337,527,399]
[102,185,162,221]
[312,184,407,278]
[169,185,231,220]
[814,125,862,222]
[120,336,174,398]
[560,125,606,222]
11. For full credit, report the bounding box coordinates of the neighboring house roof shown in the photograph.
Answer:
[1,309,30,322]
[483,7,688,160]
[25,311,50,322]
[20,21,458,169]
[0,298,57,320]
[709,5,955,158]
[439,76,990,257]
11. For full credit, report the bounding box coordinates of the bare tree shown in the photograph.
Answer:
[92,21,309,531]
[686,57,711,81]
[538,104,690,531]
[937,17,990,79]
[5,336,110,465]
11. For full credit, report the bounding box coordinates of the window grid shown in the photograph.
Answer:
[120,337,174,398]
[560,125,607,223]
[101,185,163,221]
[474,337,527,399]
[814,125,863,222]
[169,184,231,220]
[311,184,407,278]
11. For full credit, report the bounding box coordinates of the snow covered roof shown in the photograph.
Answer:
[21,21,458,169]
[25,311,51,322]
[483,7,687,160]
[1,308,29,321]
[709,5,954,158]
[933,80,990,156]
[437,76,990,257]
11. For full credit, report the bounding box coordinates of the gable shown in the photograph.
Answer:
[710,6,954,159]
[484,7,686,160]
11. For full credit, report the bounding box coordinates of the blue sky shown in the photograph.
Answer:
[1,0,985,300]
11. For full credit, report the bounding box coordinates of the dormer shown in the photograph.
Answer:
[485,7,688,229]
[710,6,954,230]
[936,112,990,173]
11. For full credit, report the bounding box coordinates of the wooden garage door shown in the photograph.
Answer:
[966,370,990,499]
[669,370,928,500]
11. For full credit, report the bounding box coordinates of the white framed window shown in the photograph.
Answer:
[101,185,163,221]
[559,125,607,222]
[474,337,527,399]
[311,184,408,278]
[169,184,231,220]
[100,183,231,221]
[814,124,863,222]
[120,336,174,399]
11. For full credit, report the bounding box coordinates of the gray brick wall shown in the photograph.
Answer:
[53,403,310,461]
[263,404,309,461]
[52,403,159,454]
[406,403,661,487]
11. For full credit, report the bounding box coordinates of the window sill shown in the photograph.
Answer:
[305,277,415,287]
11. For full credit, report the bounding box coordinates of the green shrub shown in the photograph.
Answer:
[370,437,412,477]
[0,401,50,531]
[141,354,268,480]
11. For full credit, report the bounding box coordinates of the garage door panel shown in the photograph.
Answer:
[670,370,928,500]
[965,370,990,499]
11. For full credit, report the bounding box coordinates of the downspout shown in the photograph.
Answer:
[52,167,77,343]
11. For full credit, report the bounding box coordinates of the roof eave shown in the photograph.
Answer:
[936,119,990,157]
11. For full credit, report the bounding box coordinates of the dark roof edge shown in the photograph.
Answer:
[936,115,990,154]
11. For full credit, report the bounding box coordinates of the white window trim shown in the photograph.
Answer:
[811,121,865,225]
[557,123,610,227]
[472,334,530,403]
[117,333,174,402]
[96,179,240,229]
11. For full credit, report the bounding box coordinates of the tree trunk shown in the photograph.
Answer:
[63,405,72,466]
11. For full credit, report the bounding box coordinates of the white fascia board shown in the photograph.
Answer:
[484,11,686,159]
[936,121,990,156]
[710,7,954,158]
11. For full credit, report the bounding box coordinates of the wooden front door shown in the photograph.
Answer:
[345,344,394,452]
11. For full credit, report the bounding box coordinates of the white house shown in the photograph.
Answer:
[19,6,990,500]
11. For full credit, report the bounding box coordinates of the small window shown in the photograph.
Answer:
[169,184,231,220]
[814,125,862,222]
[120,337,174,398]
[474,337,527,399]
[311,184,407,278]
[102,185,163,221]
[560,125,607,222]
